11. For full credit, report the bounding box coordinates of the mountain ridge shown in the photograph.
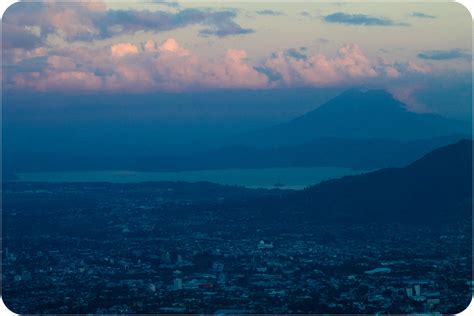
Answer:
[266,139,474,225]
[235,89,470,146]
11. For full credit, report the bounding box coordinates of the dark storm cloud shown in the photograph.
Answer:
[323,12,409,26]
[418,49,471,61]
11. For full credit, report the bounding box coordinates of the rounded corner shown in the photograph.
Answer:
[1,294,21,315]
[1,1,22,22]
[451,1,474,22]
[450,293,474,315]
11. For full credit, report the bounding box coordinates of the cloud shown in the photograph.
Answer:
[97,8,255,39]
[110,43,140,58]
[411,12,436,19]
[317,38,329,44]
[5,38,438,93]
[323,12,409,26]
[417,49,471,61]
[378,57,401,78]
[255,10,283,16]
[406,61,431,74]
[7,38,268,92]
[5,47,49,64]
[261,46,434,88]
[388,84,428,112]
[13,70,103,91]
[2,1,109,47]
[2,23,46,50]
[198,11,254,37]
[102,8,254,39]
[47,55,77,70]
[151,1,180,8]
[2,1,254,49]
[284,48,307,60]
[156,38,190,56]
[263,44,378,87]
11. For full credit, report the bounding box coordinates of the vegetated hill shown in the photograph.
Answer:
[282,140,473,224]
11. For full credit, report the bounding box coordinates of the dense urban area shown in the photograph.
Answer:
[2,181,471,314]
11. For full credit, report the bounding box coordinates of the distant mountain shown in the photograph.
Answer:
[1,171,18,182]
[235,89,471,146]
[11,135,463,173]
[165,135,467,171]
[281,140,472,224]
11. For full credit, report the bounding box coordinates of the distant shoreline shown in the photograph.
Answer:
[14,167,368,190]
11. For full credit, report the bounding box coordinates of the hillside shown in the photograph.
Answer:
[273,140,473,224]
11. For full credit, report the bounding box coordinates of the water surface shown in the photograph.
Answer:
[18,167,366,190]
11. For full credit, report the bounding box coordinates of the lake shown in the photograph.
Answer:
[17,167,367,190]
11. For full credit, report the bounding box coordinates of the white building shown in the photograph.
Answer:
[148,283,156,292]
[258,240,273,249]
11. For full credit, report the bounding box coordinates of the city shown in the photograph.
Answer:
[2,181,471,314]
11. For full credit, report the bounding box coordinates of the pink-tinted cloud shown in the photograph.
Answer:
[201,49,269,89]
[47,55,77,70]
[384,66,401,78]
[2,0,254,49]
[157,38,190,56]
[406,61,431,74]
[263,44,377,86]
[13,70,103,91]
[5,38,438,93]
[9,38,269,92]
[6,47,48,64]
[377,57,401,78]
[110,43,140,58]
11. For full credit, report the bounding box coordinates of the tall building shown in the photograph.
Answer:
[149,283,156,292]
[161,251,171,264]
[173,278,183,290]
[218,273,226,285]
[176,255,183,266]
[414,284,421,296]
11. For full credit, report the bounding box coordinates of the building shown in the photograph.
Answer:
[21,271,32,281]
[148,283,156,292]
[173,278,183,290]
[258,240,273,249]
[212,262,224,272]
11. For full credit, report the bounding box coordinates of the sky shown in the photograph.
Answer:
[2,1,471,98]
[1,0,472,173]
